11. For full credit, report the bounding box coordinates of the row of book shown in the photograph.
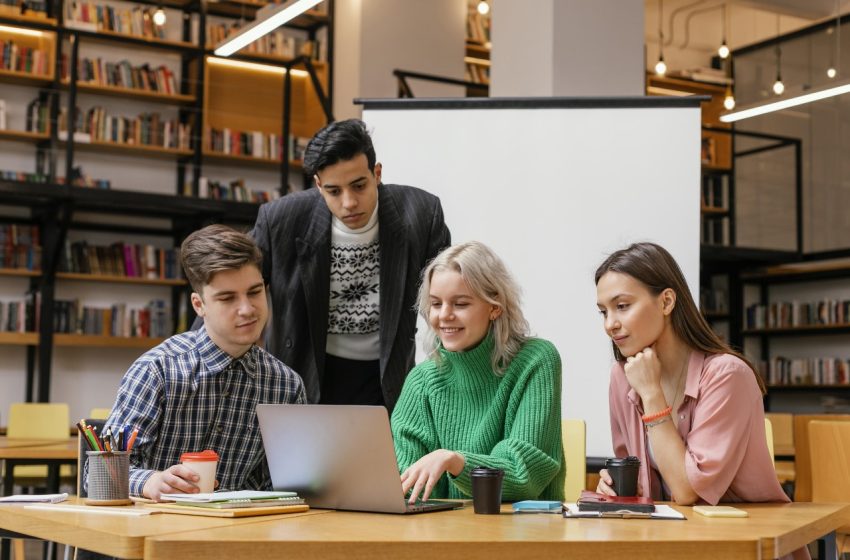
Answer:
[700,287,728,315]
[0,294,36,333]
[60,240,182,280]
[60,106,192,150]
[0,39,50,76]
[204,126,309,161]
[745,300,850,329]
[0,0,48,16]
[53,298,172,338]
[61,56,179,96]
[0,169,49,183]
[198,178,281,204]
[760,357,850,386]
[0,223,41,270]
[702,216,729,246]
[24,94,50,134]
[701,172,729,210]
[64,1,165,40]
[207,23,312,60]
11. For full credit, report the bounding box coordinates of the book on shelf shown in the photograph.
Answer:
[204,126,309,161]
[64,1,166,40]
[701,172,728,209]
[0,38,50,76]
[53,298,172,338]
[197,177,280,204]
[25,93,51,134]
[59,106,191,150]
[0,0,49,19]
[0,289,38,333]
[207,22,312,60]
[745,300,850,330]
[62,56,179,96]
[762,356,850,386]
[0,99,6,130]
[0,169,50,183]
[60,239,181,280]
[0,223,41,270]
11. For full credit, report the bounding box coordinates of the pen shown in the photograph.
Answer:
[126,427,139,452]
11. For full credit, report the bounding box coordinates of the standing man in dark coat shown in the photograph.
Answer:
[253,119,450,410]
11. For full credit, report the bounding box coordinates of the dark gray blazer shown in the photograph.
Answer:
[253,184,450,410]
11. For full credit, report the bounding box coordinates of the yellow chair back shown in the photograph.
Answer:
[562,419,586,502]
[8,403,70,440]
[89,408,112,420]
[764,417,774,467]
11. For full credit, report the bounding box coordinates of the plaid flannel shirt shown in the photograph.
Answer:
[105,326,306,496]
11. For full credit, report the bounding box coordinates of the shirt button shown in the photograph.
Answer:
[285,338,293,348]
[216,425,223,433]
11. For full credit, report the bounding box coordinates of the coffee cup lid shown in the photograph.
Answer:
[471,466,504,477]
[605,455,640,467]
[181,449,219,462]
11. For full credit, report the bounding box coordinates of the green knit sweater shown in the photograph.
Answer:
[391,335,565,501]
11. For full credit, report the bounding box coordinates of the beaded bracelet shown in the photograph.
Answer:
[645,415,672,429]
[641,406,673,424]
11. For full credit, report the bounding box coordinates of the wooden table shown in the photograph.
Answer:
[144,502,850,560]
[0,498,330,559]
[0,437,79,496]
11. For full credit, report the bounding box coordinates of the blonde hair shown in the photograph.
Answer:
[418,241,529,374]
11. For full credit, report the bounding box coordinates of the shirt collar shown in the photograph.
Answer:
[197,326,258,378]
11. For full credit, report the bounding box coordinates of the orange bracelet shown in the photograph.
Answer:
[642,406,673,423]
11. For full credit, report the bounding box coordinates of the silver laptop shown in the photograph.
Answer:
[256,404,458,514]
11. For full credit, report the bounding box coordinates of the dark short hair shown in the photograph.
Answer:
[180,224,262,294]
[303,119,377,177]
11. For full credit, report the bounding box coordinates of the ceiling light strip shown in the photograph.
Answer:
[214,0,323,57]
[720,81,850,123]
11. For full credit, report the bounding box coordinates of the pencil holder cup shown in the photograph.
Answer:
[85,451,132,506]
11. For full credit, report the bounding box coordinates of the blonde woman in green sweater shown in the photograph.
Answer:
[392,241,565,504]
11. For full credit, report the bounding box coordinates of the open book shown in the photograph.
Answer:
[159,490,304,509]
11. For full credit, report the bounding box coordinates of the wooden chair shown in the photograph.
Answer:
[6,402,74,484]
[765,412,795,484]
[808,420,850,557]
[562,419,586,502]
[794,414,850,502]
[765,418,774,462]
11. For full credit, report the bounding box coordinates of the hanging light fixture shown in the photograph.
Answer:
[718,3,730,59]
[772,15,784,95]
[723,84,736,110]
[153,6,166,26]
[827,0,840,78]
[215,0,323,57]
[655,0,667,76]
[477,1,490,16]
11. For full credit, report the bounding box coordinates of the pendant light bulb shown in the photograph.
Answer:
[477,1,490,15]
[718,41,730,59]
[655,57,667,76]
[153,7,166,26]
[827,67,837,79]
[772,78,785,95]
[723,93,736,110]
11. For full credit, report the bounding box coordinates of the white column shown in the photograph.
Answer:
[334,0,467,120]
[491,0,644,97]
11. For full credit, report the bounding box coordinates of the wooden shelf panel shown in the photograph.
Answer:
[62,81,196,104]
[701,205,729,216]
[743,323,850,336]
[743,258,850,283]
[0,129,50,143]
[69,27,196,51]
[53,333,166,348]
[0,10,57,27]
[0,268,40,277]
[202,150,303,169]
[62,139,193,158]
[56,272,186,286]
[0,332,38,345]
[768,384,850,391]
[0,68,53,85]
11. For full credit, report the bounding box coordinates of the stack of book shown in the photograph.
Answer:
[147,490,308,518]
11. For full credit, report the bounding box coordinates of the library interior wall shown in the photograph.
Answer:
[364,104,701,458]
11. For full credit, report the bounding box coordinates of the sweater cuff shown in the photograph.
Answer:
[447,452,489,497]
[129,468,155,497]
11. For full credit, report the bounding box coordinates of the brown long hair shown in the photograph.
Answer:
[594,242,766,394]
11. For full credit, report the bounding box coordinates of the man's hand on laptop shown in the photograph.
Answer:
[400,449,465,504]
[143,464,202,502]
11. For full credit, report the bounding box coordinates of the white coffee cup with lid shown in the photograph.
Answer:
[180,449,219,493]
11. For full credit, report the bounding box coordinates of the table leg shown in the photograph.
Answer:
[818,530,837,560]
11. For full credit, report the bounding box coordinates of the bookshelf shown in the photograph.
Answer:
[464,3,489,97]
[0,0,334,410]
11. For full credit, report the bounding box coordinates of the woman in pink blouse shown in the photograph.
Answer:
[594,242,794,507]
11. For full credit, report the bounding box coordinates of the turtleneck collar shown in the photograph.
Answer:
[438,330,496,377]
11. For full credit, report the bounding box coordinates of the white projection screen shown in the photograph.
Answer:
[361,97,702,459]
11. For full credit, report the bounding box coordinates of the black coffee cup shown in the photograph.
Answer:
[470,466,504,514]
[605,456,640,497]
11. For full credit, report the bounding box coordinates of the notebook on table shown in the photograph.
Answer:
[256,404,459,514]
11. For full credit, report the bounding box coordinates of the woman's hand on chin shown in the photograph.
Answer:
[623,346,664,402]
